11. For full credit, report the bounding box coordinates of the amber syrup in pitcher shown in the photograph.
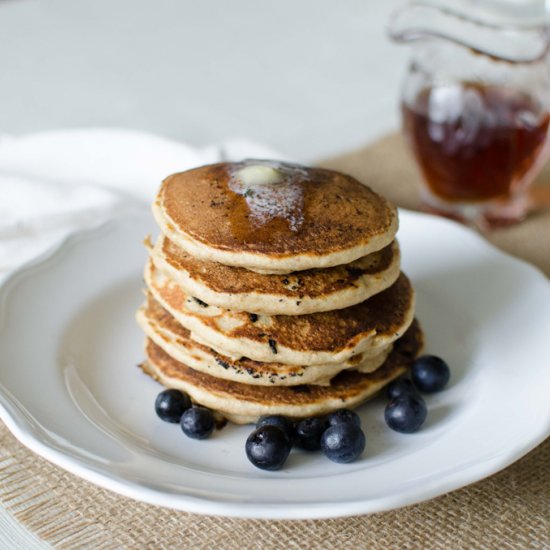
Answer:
[402,82,550,205]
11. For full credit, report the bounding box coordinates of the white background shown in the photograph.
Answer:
[0,0,408,161]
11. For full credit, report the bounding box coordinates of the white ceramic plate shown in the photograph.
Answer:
[0,209,549,519]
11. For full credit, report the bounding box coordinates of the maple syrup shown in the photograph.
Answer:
[402,83,550,203]
[226,161,306,243]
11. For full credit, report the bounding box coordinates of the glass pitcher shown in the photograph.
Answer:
[388,1,550,228]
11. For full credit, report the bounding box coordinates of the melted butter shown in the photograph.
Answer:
[237,164,284,186]
[226,160,309,243]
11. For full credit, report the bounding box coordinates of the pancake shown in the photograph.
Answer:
[144,259,415,366]
[140,319,423,424]
[152,160,398,274]
[137,296,393,387]
[149,234,401,315]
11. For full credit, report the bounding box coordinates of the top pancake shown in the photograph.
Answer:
[153,160,398,273]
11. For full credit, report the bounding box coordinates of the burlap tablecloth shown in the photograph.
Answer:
[1,134,548,549]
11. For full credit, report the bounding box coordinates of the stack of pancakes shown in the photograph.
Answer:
[137,161,423,424]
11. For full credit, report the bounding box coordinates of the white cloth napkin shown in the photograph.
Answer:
[0,128,285,276]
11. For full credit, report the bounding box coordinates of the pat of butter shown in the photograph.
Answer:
[237,165,283,186]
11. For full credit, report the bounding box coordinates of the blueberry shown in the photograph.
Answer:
[245,426,291,470]
[180,406,215,439]
[411,355,450,393]
[256,415,294,442]
[321,424,366,463]
[155,389,192,423]
[386,378,417,400]
[384,394,427,433]
[327,409,361,428]
[294,416,329,451]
